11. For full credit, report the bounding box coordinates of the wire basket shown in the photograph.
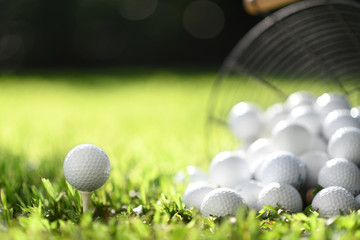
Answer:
[206,0,360,159]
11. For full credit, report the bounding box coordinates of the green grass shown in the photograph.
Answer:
[1,68,360,239]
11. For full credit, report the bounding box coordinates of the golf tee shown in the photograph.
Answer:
[79,191,93,213]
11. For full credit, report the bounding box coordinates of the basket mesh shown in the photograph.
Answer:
[207,0,360,158]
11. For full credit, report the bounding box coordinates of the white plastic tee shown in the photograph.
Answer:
[79,191,93,213]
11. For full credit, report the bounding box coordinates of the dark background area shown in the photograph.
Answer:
[0,0,263,68]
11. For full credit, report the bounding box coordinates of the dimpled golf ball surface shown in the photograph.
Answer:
[63,144,111,192]
[182,181,214,209]
[285,91,316,109]
[200,188,246,218]
[312,186,357,217]
[257,152,306,189]
[209,151,251,188]
[289,105,321,135]
[328,127,360,165]
[228,102,264,140]
[322,109,360,140]
[272,121,313,156]
[299,150,328,189]
[264,103,288,135]
[316,93,351,119]
[355,194,360,208]
[318,158,360,195]
[257,182,303,213]
[234,180,264,210]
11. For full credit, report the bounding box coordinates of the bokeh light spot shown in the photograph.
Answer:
[183,0,225,39]
[118,0,158,21]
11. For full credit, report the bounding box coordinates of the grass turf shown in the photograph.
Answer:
[0,68,360,239]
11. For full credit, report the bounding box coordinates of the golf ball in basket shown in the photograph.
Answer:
[299,150,329,189]
[351,106,360,121]
[246,138,275,174]
[264,103,288,136]
[209,151,251,188]
[316,93,351,119]
[182,181,214,209]
[228,102,264,140]
[322,109,360,140]
[186,165,208,183]
[200,188,246,218]
[257,151,306,189]
[328,127,360,165]
[272,121,313,156]
[285,91,316,109]
[310,136,327,152]
[257,182,303,213]
[289,105,321,135]
[234,180,264,210]
[318,158,360,195]
[63,144,111,192]
[355,194,360,208]
[312,186,357,217]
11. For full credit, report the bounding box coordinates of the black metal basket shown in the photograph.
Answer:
[206,0,360,159]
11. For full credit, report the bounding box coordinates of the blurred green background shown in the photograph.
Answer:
[0,0,262,68]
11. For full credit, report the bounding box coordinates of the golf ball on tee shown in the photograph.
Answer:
[63,144,111,192]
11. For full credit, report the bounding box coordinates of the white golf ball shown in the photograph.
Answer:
[310,136,328,152]
[312,186,357,217]
[246,138,275,175]
[318,158,360,195]
[209,151,251,188]
[322,109,360,140]
[350,106,360,121]
[285,91,316,109]
[228,102,264,140]
[200,188,246,217]
[316,93,351,119]
[289,105,321,135]
[272,121,313,156]
[182,181,215,209]
[328,127,360,165]
[63,144,111,192]
[264,103,288,136]
[257,151,306,189]
[247,138,275,157]
[300,150,329,189]
[257,182,303,213]
[355,194,360,208]
[234,180,264,210]
[186,165,208,183]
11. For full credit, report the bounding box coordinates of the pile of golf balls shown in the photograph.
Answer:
[181,91,360,218]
